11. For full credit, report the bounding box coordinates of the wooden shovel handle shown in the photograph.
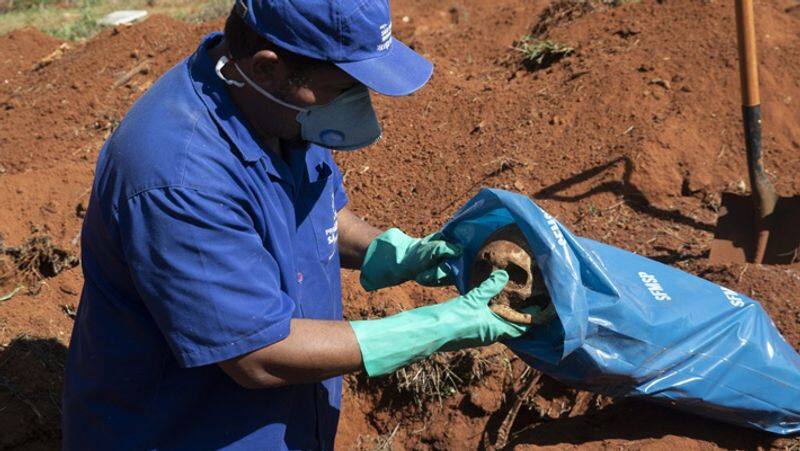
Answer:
[735,0,760,107]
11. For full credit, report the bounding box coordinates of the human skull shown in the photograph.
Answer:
[469,224,554,325]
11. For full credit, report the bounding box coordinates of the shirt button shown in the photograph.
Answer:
[297,272,304,284]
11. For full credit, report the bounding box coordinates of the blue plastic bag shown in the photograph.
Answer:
[441,188,800,435]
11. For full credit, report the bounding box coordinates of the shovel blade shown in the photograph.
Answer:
[710,193,800,266]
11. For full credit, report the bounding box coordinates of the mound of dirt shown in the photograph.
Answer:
[0,27,62,82]
[0,0,798,449]
[0,15,217,175]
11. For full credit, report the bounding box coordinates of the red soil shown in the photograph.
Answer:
[0,27,62,83]
[1,0,798,449]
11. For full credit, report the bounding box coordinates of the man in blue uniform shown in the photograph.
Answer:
[62,0,529,449]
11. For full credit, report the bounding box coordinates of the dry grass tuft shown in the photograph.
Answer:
[0,233,79,294]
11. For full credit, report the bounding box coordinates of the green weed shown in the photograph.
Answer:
[44,5,99,40]
[515,36,574,71]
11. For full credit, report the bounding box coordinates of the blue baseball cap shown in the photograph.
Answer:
[234,0,433,96]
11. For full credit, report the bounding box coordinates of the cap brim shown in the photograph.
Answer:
[334,39,433,97]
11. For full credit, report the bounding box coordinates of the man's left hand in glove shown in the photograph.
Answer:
[335,207,461,291]
[359,228,461,291]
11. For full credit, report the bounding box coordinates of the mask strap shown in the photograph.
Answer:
[233,63,308,112]
[216,56,308,113]
[215,55,245,88]
[216,55,308,113]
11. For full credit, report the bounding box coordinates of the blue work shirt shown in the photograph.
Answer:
[63,33,348,450]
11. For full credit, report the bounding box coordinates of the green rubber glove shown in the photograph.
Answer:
[360,228,461,292]
[350,270,529,376]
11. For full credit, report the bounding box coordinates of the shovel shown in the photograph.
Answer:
[709,0,800,266]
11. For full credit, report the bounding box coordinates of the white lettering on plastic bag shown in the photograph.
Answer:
[720,286,745,308]
[543,212,567,247]
[638,271,672,301]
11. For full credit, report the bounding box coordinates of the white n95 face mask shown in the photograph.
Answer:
[215,55,382,151]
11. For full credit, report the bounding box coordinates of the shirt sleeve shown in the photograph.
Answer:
[116,186,294,368]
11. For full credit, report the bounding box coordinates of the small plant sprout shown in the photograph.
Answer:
[515,36,574,71]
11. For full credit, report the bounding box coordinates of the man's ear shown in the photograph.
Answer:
[250,49,285,90]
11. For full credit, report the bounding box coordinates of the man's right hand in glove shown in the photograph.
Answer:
[218,270,528,387]
[350,269,528,376]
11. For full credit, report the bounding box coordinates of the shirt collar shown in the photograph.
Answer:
[188,33,332,186]
[189,33,268,164]
[285,139,332,184]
